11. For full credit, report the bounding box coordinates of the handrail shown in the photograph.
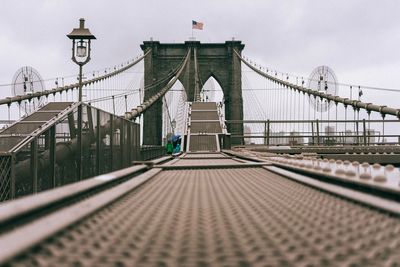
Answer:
[226,119,400,123]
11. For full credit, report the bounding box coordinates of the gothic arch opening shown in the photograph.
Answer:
[200,75,225,118]
[200,76,224,102]
[161,77,187,145]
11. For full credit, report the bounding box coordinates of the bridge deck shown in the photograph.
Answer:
[1,153,400,266]
[187,102,224,152]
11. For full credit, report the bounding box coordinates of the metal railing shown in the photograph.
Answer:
[0,103,142,202]
[140,146,166,161]
[226,119,400,146]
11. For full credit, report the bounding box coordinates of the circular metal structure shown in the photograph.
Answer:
[11,66,45,115]
[307,66,338,112]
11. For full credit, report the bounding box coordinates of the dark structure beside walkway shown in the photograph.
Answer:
[0,102,142,201]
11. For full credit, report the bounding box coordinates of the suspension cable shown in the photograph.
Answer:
[234,50,400,119]
[125,49,191,120]
[0,50,151,107]
[242,55,400,93]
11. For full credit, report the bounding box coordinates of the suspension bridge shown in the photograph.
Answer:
[0,36,400,266]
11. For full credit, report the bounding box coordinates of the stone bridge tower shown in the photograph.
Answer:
[141,40,245,146]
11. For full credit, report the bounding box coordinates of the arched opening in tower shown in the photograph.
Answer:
[200,76,225,119]
[161,77,188,145]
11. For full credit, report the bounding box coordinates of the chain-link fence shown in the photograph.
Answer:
[0,103,144,202]
[0,155,12,201]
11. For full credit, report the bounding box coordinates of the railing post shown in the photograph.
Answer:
[266,120,270,147]
[10,154,16,199]
[120,121,125,168]
[68,113,76,139]
[30,138,38,194]
[362,119,367,146]
[263,121,267,145]
[311,121,315,145]
[127,121,132,166]
[135,124,140,161]
[356,120,360,145]
[342,132,346,146]
[110,114,114,171]
[96,109,101,175]
[87,106,95,142]
[316,119,320,145]
[131,124,136,162]
[49,126,56,188]
[77,104,82,181]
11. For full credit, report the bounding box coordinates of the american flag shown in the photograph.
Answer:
[192,20,204,30]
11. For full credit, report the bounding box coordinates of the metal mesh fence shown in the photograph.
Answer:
[0,155,12,201]
[1,103,144,202]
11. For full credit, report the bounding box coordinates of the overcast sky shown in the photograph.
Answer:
[1,0,400,107]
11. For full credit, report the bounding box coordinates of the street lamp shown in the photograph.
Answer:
[67,18,95,181]
[67,18,96,102]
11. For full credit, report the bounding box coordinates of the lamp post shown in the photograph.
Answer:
[67,18,96,180]
[67,18,96,102]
